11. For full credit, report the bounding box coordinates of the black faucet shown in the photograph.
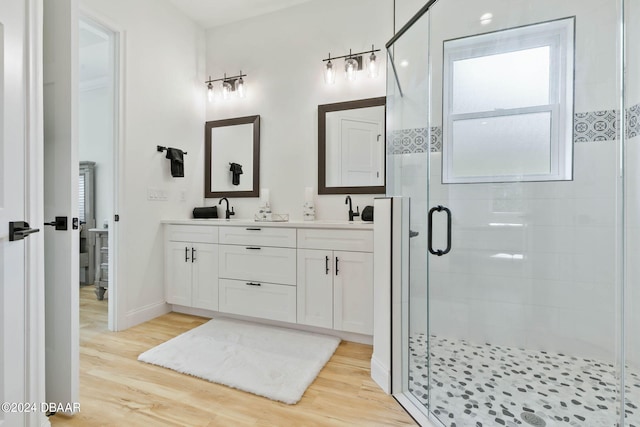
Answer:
[218,197,235,219]
[345,196,360,221]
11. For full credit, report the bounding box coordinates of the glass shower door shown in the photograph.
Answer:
[387,0,626,425]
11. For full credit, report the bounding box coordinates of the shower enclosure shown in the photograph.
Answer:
[386,0,639,425]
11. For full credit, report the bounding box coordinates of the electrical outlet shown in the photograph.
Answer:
[147,187,168,201]
[147,187,158,200]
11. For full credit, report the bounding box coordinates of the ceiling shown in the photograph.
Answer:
[167,0,314,29]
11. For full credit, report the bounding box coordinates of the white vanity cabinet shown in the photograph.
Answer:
[165,225,219,311]
[218,226,297,322]
[297,229,374,335]
[163,221,374,338]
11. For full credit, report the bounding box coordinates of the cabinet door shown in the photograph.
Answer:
[166,241,192,306]
[297,249,333,329]
[191,243,219,311]
[333,251,374,335]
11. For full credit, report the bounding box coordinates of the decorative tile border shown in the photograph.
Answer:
[387,128,428,155]
[387,127,441,155]
[430,126,442,152]
[628,103,640,139]
[574,109,619,143]
[388,105,640,155]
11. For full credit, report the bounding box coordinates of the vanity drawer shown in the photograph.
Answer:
[166,224,218,244]
[297,228,373,252]
[218,244,296,285]
[218,279,296,323]
[219,226,296,248]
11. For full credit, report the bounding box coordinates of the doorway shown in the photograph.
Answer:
[78,15,118,330]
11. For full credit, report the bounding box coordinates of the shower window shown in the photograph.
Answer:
[442,17,575,183]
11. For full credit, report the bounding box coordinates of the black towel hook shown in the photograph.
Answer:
[157,145,187,155]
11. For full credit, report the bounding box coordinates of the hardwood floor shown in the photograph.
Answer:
[50,286,416,426]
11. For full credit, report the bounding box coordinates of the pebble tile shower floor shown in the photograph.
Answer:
[409,334,640,426]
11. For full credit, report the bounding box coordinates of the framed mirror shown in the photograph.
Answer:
[204,115,260,198]
[318,97,386,195]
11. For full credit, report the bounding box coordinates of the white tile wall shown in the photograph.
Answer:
[626,137,640,372]
[396,142,621,362]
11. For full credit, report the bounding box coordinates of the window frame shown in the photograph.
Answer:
[441,17,575,184]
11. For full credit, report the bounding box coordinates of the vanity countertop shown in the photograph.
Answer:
[162,218,374,230]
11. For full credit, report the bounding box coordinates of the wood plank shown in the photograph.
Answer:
[49,286,416,426]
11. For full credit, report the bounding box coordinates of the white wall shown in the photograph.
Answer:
[394,0,428,33]
[80,0,206,328]
[79,86,112,226]
[203,0,393,221]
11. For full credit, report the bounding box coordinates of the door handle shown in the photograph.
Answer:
[325,255,329,275]
[9,221,41,241]
[246,247,261,250]
[44,216,68,231]
[185,246,190,262]
[246,282,261,287]
[191,247,196,263]
[428,205,452,256]
[335,256,339,276]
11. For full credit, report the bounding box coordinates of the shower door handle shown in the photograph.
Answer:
[428,205,451,256]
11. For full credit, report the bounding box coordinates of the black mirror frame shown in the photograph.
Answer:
[318,97,386,195]
[204,115,260,198]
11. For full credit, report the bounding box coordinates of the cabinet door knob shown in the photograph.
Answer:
[185,246,190,262]
[246,247,261,250]
[246,282,261,287]
[191,247,196,262]
[335,257,339,276]
[325,255,329,275]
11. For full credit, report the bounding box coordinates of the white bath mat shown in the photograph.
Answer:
[138,318,340,404]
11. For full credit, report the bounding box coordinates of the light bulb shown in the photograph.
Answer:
[207,82,214,102]
[236,77,245,98]
[345,57,358,81]
[368,52,379,78]
[324,60,335,84]
[222,81,232,100]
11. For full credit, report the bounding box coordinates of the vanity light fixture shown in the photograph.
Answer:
[204,71,247,102]
[322,45,381,84]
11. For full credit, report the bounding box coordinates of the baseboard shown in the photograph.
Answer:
[171,305,373,345]
[39,414,52,427]
[124,301,171,329]
[371,355,391,394]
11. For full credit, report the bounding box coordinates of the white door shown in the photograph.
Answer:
[333,251,374,335]
[43,0,80,410]
[340,119,383,186]
[297,249,333,329]
[0,1,31,425]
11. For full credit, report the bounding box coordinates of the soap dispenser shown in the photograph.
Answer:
[303,187,315,221]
